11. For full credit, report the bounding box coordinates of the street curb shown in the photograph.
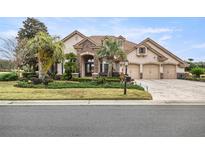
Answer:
[0,100,205,105]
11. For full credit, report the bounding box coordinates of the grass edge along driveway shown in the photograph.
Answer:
[0,81,152,100]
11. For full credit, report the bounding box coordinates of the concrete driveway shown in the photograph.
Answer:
[137,79,205,101]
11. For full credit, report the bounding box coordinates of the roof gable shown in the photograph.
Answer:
[74,37,99,49]
[88,35,137,53]
[62,30,86,42]
[141,38,188,66]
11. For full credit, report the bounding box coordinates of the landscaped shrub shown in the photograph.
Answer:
[31,77,42,85]
[22,72,38,79]
[61,73,71,80]
[42,78,49,86]
[0,72,18,81]
[190,67,205,77]
[71,77,93,82]
[185,77,205,82]
[15,81,145,91]
[64,53,78,79]
[95,77,106,84]
[112,72,120,77]
[99,72,107,77]
[104,77,120,82]
[18,77,28,82]
[54,74,62,80]
[71,77,120,82]
[48,72,57,79]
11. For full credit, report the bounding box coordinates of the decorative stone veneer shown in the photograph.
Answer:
[74,40,100,77]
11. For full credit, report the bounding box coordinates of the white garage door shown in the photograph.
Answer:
[143,64,160,79]
[163,64,176,79]
[128,64,140,79]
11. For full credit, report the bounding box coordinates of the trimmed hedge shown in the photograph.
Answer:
[184,77,205,82]
[22,72,38,79]
[0,72,18,81]
[71,77,120,82]
[15,81,144,91]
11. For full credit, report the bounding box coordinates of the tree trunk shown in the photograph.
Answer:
[38,58,45,80]
[107,60,113,77]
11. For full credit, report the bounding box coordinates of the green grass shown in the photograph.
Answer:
[0,72,11,74]
[0,81,152,100]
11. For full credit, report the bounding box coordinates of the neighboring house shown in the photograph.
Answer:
[56,30,188,79]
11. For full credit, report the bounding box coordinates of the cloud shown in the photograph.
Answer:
[192,43,205,49]
[157,35,173,45]
[109,27,175,42]
[158,35,172,42]
[0,30,17,39]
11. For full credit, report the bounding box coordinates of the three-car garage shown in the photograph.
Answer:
[127,64,177,79]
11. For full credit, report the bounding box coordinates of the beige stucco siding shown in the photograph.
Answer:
[146,42,180,64]
[146,42,185,73]
[63,34,84,54]
[57,34,84,75]
[127,48,159,64]
[176,67,185,73]
[57,63,62,75]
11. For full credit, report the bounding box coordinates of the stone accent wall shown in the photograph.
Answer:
[75,39,100,76]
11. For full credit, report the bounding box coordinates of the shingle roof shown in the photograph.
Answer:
[88,35,137,53]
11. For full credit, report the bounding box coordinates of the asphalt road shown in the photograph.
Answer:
[0,105,205,137]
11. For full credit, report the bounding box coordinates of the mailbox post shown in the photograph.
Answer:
[124,60,129,95]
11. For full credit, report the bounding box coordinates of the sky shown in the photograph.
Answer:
[0,17,205,61]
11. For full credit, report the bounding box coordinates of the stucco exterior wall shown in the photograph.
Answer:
[176,67,185,73]
[59,31,186,77]
[57,34,84,74]
[127,44,185,74]
[63,34,84,54]
[127,49,159,64]
[146,42,180,64]
[57,63,62,75]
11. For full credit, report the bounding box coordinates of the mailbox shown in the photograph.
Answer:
[125,76,131,82]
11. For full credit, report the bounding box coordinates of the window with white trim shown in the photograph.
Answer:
[137,46,147,56]
[139,47,146,54]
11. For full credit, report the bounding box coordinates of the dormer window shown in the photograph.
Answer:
[139,47,146,54]
[137,46,147,56]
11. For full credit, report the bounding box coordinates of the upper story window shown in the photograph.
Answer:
[137,46,147,56]
[139,47,146,54]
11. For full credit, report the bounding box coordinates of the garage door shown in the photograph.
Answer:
[143,64,160,79]
[163,64,176,79]
[128,64,140,79]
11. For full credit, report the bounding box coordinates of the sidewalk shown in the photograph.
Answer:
[1,100,205,105]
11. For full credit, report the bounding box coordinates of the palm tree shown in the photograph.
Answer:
[27,32,64,79]
[97,38,126,77]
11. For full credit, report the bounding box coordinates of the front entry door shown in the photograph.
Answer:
[85,62,94,76]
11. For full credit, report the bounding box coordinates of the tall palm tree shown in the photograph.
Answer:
[27,32,64,79]
[97,38,126,77]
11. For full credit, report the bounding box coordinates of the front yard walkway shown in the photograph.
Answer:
[0,82,151,100]
[138,79,205,101]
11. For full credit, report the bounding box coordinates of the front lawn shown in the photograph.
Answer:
[0,81,152,100]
